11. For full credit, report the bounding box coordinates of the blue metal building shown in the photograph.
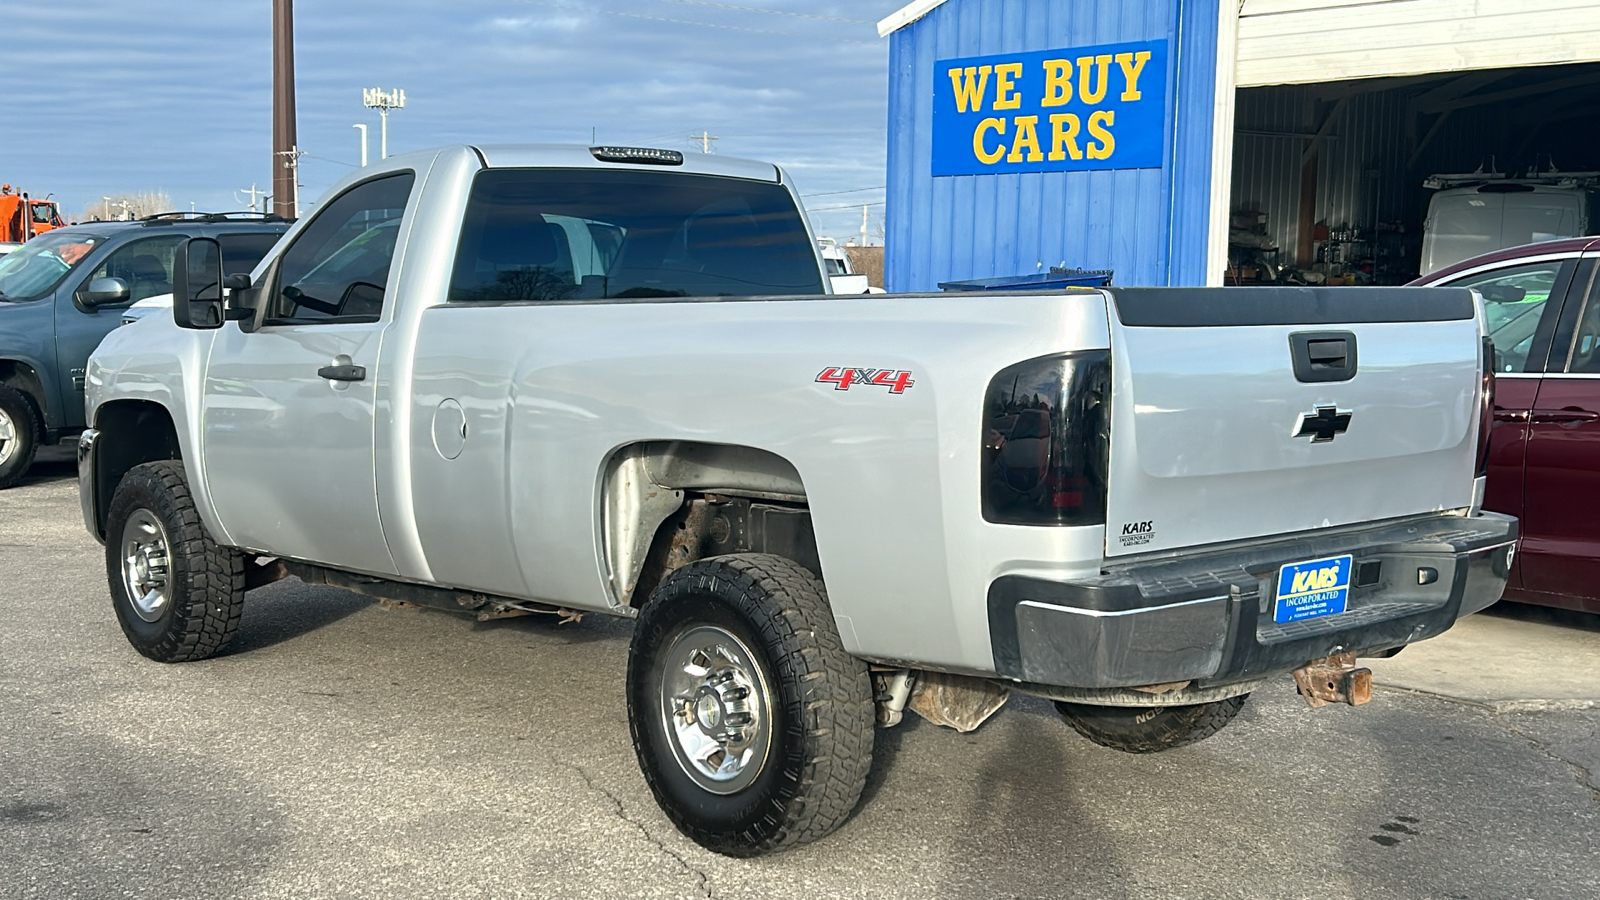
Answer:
[881,0,1231,292]
[880,0,1600,293]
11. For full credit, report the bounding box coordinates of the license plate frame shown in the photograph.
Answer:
[1273,554,1353,624]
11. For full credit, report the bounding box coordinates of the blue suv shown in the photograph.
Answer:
[0,213,288,488]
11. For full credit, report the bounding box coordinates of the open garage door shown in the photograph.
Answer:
[1237,0,1600,88]
[1227,62,1600,286]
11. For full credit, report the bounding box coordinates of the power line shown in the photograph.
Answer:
[663,0,876,25]
[802,185,885,198]
[509,0,879,44]
[806,200,886,212]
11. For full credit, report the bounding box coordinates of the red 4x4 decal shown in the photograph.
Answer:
[815,367,915,395]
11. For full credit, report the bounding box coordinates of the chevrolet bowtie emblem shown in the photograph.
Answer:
[1293,406,1352,443]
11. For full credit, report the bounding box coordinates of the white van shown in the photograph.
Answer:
[1420,180,1600,276]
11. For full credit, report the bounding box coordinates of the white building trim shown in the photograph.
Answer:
[1207,0,1241,285]
[878,0,953,38]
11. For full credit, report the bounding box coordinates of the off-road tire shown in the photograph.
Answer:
[0,385,40,490]
[627,553,874,857]
[105,461,245,662]
[1055,694,1249,754]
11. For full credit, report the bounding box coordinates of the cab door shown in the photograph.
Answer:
[200,172,415,575]
[1439,256,1580,591]
[1520,258,1600,610]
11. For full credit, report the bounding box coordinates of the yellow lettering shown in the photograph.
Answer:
[1086,110,1115,159]
[948,65,992,114]
[993,62,1024,110]
[1047,113,1082,161]
[1007,116,1043,162]
[1042,59,1073,107]
[1292,571,1311,593]
[973,117,1007,165]
[1116,50,1152,101]
[1077,54,1113,105]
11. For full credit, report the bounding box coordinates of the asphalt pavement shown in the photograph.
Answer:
[3,446,1597,900]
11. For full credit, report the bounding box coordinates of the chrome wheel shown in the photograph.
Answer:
[0,406,14,467]
[120,509,172,623]
[659,624,775,795]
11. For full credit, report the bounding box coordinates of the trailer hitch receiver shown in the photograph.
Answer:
[1292,652,1373,708]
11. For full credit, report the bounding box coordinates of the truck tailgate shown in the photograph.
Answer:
[1102,287,1483,558]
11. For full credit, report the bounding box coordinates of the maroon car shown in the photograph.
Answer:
[1413,237,1600,614]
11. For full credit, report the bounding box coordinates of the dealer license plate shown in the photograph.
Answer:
[1273,554,1353,624]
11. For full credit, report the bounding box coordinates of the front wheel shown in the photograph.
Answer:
[1055,694,1249,754]
[105,461,245,662]
[627,554,874,857]
[0,385,40,490]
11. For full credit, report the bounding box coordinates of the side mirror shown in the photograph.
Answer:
[172,237,224,329]
[829,274,871,295]
[76,277,130,308]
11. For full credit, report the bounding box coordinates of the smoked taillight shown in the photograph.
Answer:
[981,351,1111,526]
[1476,336,1495,477]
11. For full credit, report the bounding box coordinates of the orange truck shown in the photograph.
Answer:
[0,185,66,242]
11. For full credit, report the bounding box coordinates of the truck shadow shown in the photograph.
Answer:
[19,445,77,486]
[224,579,375,656]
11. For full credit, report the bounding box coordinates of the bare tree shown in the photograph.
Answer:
[79,191,175,223]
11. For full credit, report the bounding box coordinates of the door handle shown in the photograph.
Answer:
[317,364,367,382]
[1529,408,1600,424]
[1493,409,1530,422]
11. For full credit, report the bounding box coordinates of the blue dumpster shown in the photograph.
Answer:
[938,267,1113,292]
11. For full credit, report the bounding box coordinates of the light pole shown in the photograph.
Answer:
[362,87,405,159]
[353,123,369,167]
[101,196,110,220]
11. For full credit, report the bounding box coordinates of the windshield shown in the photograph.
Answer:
[0,230,107,301]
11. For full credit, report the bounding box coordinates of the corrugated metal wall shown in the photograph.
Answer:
[884,0,1222,291]
[1231,86,1412,265]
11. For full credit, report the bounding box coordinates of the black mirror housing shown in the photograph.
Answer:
[172,237,225,329]
[76,276,131,308]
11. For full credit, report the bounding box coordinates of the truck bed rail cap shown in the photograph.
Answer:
[1109,287,1476,328]
[471,144,780,183]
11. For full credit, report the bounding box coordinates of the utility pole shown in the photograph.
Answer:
[271,0,298,220]
[353,123,369,166]
[691,130,718,154]
[363,87,406,159]
[276,146,306,217]
[860,204,870,248]
[237,183,265,213]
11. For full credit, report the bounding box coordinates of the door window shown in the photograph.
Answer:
[1448,261,1565,373]
[82,235,185,305]
[267,173,414,323]
[1559,271,1600,374]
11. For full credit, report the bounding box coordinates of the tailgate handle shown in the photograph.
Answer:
[1290,331,1357,383]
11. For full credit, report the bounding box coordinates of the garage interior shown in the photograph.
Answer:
[1226,61,1600,285]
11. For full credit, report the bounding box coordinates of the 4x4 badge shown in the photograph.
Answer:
[1293,406,1352,443]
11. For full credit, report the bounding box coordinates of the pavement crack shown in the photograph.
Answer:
[1492,719,1600,804]
[570,764,714,899]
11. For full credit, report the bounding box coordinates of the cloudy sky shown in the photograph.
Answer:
[10,0,906,241]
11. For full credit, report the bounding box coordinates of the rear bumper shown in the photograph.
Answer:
[987,512,1517,691]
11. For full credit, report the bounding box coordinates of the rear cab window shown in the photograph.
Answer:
[447,168,824,303]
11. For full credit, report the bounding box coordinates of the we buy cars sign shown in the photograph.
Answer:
[932,40,1168,177]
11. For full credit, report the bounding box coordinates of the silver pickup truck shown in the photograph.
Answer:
[79,144,1516,856]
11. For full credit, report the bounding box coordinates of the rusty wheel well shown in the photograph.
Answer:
[601,441,820,609]
[89,400,182,539]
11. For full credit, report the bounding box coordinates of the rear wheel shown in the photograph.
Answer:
[1055,694,1249,754]
[0,386,40,490]
[627,553,874,856]
[105,461,245,662]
